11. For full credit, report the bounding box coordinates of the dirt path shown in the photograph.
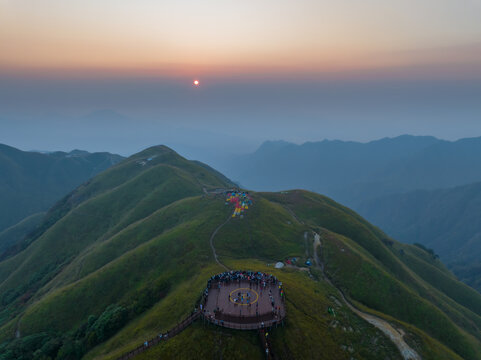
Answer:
[209,216,231,271]
[282,205,304,225]
[313,233,322,271]
[312,232,421,360]
[304,231,309,257]
[14,312,24,339]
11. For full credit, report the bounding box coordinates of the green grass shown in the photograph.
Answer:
[1,148,481,360]
[215,197,306,261]
[263,190,481,359]
[83,264,224,360]
[133,322,263,360]
[0,212,45,254]
[0,148,231,314]
[17,202,228,335]
[38,196,210,293]
[86,258,405,360]
[321,229,481,360]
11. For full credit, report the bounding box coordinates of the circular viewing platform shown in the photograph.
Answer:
[201,271,286,330]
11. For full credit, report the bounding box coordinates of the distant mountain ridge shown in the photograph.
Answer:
[219,135,481,207]
[0,143,124,238]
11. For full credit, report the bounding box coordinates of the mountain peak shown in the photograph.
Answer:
[130,145,178,160]
[255,140,293,154]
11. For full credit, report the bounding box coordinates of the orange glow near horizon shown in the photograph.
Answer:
[1,1,480,78]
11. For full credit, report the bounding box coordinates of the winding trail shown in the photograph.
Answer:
[118,190,273,359]
[282,205,304,225]
[117,209,247,360]
[209,215,231,271]
[312,232,421,360]
[313,233,323,271]
[207,209,275,358]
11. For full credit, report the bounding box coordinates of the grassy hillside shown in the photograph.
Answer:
[263,191,481,358]
[0,143,123,235]
[0,212,45,257]
[0,146,480,360]
[0,146,232,316]
[357,181,481,293]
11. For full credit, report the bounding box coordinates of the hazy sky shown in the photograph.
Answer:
[3,0,481,72]
[1,0,481,159]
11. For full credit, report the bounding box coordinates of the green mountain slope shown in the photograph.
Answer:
[357,181,481,293]
[0,143,124,238]
[0,146,480,360]
[0,213,45,260]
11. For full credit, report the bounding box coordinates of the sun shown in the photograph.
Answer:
[193,80,199,86]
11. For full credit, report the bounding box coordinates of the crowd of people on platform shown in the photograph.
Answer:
[206,270,280,290]
[196,270,287,331]
[202,270,284,311]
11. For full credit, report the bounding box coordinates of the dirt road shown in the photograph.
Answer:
[312,232,421,360]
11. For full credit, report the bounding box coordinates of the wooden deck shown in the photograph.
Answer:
[116,276,286,359]
[202,280,286,330]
